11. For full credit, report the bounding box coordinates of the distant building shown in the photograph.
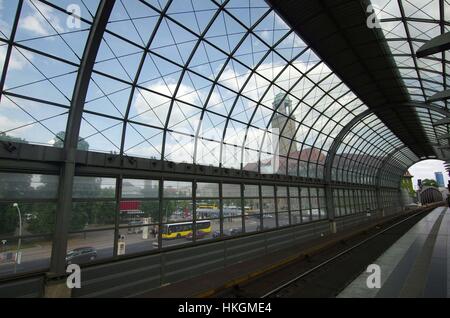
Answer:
[435,172,445,188]
[272,93,297,157]
[242,93,329,175]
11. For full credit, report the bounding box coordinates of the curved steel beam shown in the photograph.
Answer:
[323,109,372,220]
[374,145,407,210]
[323,101,450,219]
[51,0,116,275]
[324,109,372,184]
[325,102,450,184]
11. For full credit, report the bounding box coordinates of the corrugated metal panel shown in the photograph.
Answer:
[162,242,225,285]
[73,254,161,298]
[0,276,44,298]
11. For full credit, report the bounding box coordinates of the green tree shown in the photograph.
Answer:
[26,203,56,235]
[52,131,89,150]
[71,182,116,230]
[401,177,415,197]
[89,188,116,226]
[0,205,18,236]
[138,181,161,223]
[0,150,32,235]
[0,132,27,144]
[70,204,89,231]
[422,179,439,188]
[140,200,161,223]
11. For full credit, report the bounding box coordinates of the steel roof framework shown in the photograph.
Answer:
[0,0,446,277]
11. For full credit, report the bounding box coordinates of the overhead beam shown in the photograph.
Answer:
[437,133,450,140]
[428,89,450,103]
[416,31,450,58]
[267,0,433,159]
[50,0,116,275]
[433,117,450,126]
[323,109,372,220]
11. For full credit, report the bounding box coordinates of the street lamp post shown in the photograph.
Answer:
[13,203,22,273]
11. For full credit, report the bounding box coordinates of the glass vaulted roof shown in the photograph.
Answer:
[371,0,450,154]
[372,0,449,106]
[0,0,420,183]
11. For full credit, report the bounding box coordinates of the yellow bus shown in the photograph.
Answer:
[161,220,211,239]
[196,204,218,209]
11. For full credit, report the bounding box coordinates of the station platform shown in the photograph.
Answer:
[136,206,439,298]
[339,207,449,298]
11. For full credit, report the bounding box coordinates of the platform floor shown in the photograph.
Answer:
[338,207,449,298]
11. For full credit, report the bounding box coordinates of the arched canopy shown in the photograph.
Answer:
[0,0,425,183]
[1,0,448,279]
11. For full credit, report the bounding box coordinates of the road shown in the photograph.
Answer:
[0,215,310,277]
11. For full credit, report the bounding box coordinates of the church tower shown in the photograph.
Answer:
[272,93,297,157]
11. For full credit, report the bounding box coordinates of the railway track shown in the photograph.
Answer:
[212,205,443,298]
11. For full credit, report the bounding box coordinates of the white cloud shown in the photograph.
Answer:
[0,46,29,71]
[134,81,204,130]
[0,114,29,136]
[409,160,449,190]
[20,15,49,36]
[129,55,348,167]
[19,0,65,37]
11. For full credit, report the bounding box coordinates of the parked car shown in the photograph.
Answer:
[65,247,97,265]
[185,231,209,240]
[228,228,242,236]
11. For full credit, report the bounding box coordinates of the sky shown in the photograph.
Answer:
[408,160,449,190]
[0,0,448,178]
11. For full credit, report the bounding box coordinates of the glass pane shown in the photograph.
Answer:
[117,225,159,255]
[244,198,260,216]
[162,199,193,222]
[196,199,220,219]
[67,230,114,264]
[289,187,299,197]
[223,184,241,198]
[223,216,243,237]
[0,173,58,199]
[278,212,290,227]
[277,186,288,197]
[0,202,56,237]
[262,213,276,229]
[195,219,220,242]
[71,201,116,231]
[302,209,312,223]
[196,183,219,198]
[0,236,52,277]
[245,214,259,233]
[223,199,242,217]
[122,179,159,198]
[261,186,274,197]
[119,200,159,226]
[277,197,289,212]
[161,222,194,248]
[262,198,276,213]
[163,181,192,198]
[244,184,259,197]
[73,177,116,199]
[291,209,301,225]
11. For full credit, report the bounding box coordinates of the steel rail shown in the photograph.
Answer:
[260,205,445,298]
